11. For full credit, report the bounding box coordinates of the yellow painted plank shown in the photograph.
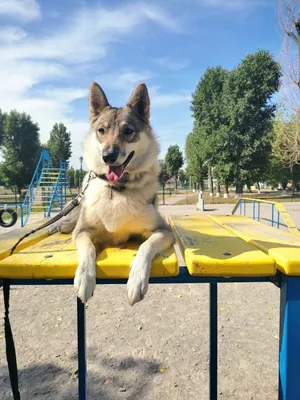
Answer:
[168,215,275,276]
[0,233,178,279]
[210,215,300,276]
[0,220,48,261]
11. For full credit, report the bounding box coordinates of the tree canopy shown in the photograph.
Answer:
[188,50,281,194]
[165,145,183,188]
[47,123,72,167]
[0,110,41,194]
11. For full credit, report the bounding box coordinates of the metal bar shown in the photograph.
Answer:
[9,274,274,287]
[243,199,246,216]
[272,204,275,227]
[20,205,24,228]
[277,211,280,229]
[279,276,300,400]
[253,201,256,220]
[209,283,218,400]
[239,199,242,215]
[77,298,87,400]
[258,202,261,222]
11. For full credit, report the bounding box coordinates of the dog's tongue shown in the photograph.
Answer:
[106,165,124,182]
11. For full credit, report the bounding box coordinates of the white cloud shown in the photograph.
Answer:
[197,0,269,10]
[0,4,181,64]
[97,69,154,94]
[0,0,41,21]
[150,86,191,107]
[0,2,181,167]
[154,57,190,71]
[0,26,27,43]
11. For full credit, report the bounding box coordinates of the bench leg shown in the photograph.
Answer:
[77,298,87,400]
[279,276,300,400]
[210,283,218,400]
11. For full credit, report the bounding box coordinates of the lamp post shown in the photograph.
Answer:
[79,156,83,190]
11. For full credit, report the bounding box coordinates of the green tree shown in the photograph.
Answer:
[178,169,187,185]
[47,123,72,167]
[224,50,280,194]
[0,110,40,195]
[67,166,75,187]
[158,160,169,186]
[74,169,79,187]
[191,67,230,194]
[185,130,207,191]
[190,51,280,196]
[0,109,4,146]
[165,145,183,189]
[273,112,300,191]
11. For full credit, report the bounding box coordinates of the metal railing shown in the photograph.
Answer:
[232,198,300,236]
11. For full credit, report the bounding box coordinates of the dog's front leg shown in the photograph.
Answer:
[127,227,175,306]
[73,230,96,303]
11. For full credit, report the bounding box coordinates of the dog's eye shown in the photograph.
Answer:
[123,127,133,136]
[98,128,105,135]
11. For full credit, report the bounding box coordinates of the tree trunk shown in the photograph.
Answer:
[257,182,261,194]
[224,183,229,199]
[235,182,243,197]
[208,166,213,196]
[216,181,221,197]
[292,165,295,196]
[175,176,178,190]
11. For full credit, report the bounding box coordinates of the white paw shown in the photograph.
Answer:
[127,252,151,306]
[74,263,96,303]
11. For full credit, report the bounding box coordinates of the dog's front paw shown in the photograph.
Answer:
[74,264,96,303]
[127,253,151,306]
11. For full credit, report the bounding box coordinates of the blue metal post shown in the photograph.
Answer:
[77,298,87,400]
[253,201,256,220]
[271,204,275,227]
[279,276,300,400]
[277,211,280,229]
[258,202,261,222]
[20,205,24,227]
[243,199,246,216]
[209,283,218,400]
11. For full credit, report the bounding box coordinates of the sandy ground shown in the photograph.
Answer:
[1,202,299,399]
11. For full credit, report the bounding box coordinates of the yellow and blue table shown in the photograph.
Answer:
[1,215,300,400]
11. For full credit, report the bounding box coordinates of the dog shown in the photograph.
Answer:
[49,82,175,306]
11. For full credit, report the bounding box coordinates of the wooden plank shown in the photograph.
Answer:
[168,215,275,276]
[211,215,300,276]
[0,232,178,279]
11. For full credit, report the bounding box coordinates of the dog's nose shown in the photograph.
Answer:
[102,148,120,164]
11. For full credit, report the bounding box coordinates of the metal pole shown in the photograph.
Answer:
[77,298,87,400]
[210,283,218,400]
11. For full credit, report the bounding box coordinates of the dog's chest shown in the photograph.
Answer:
[84,183,148,233]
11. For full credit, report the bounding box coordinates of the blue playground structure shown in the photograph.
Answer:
[20,149,73,226]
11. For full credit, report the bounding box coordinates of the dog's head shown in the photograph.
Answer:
[84,82,159,183]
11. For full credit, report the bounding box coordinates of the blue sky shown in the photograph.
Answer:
[0,0,280,168]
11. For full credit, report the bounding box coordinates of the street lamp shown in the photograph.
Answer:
[79,156,83,189]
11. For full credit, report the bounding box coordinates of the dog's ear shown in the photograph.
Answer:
[89,82,109,123]
[127,83,150,121]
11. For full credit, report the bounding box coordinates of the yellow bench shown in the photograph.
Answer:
[168,215,275,276]
[1,213,300,400]
[0,231,178,279]
[211,214,300,276]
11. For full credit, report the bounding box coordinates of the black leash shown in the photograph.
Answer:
[10,172,96,256]
[1,172,96,400]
